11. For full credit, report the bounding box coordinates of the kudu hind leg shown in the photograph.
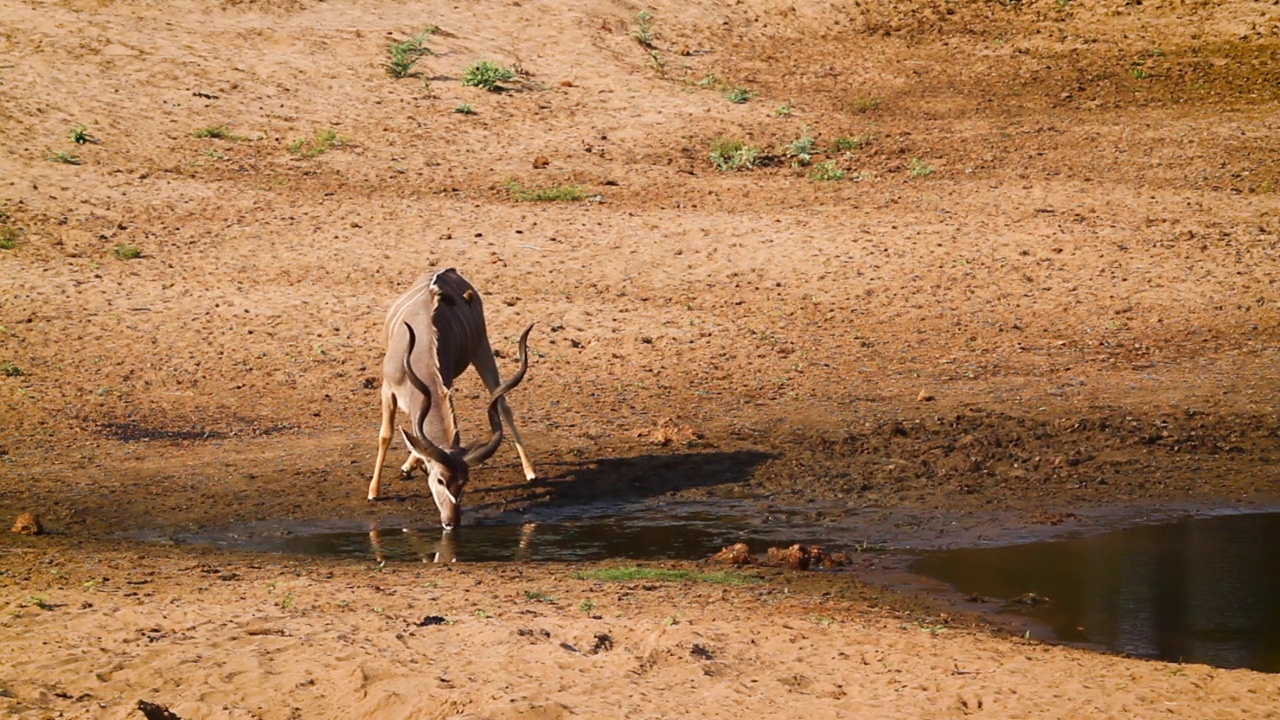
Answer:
[497,397,537,481]
[368,385,397,501]
[474,344,538,481]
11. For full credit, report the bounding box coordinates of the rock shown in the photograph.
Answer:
[917,389,936,402]
[532,155,550,169]
[11,512,42,535]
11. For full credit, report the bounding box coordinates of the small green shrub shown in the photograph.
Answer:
[632,10,656,47]
[452,104,476,115]
[69,125,92,144]
[113,244,142,260]
[385,31,434,78]
[785,126,817,166]
[288,129,346,158]
[462,60,515,91]
[774,103,793,117]
[723,87,755,104]
[809,161,846,181]
[709,138,758,172]
[1,362,22,377]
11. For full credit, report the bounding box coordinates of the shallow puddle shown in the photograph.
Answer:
[144,500,852,563]
[912,511,1280,673]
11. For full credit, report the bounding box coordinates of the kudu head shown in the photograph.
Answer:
[398,322,531,531]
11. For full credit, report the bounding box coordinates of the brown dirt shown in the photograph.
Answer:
[2,0,1279,716]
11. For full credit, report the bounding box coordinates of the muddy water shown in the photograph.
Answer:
[912,511,1280,673]
[142,500,826,563]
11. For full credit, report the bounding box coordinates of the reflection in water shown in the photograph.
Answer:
[367,522,540,563]
[913,512,1280,673]
[340,516,737,563]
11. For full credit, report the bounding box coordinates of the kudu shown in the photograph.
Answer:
[368,269,536,530]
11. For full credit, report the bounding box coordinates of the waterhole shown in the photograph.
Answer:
[146,503,1280,673]
[912,511,1280,673]
[144,500,858,563]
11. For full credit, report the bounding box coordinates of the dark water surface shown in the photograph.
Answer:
[912,511,1280,673]
[149,500,811,563]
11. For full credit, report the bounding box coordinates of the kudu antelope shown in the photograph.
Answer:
[368,269,536,530]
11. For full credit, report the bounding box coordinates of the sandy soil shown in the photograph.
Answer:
[2,0,1279,716]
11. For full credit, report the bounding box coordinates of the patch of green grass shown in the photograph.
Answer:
[908,157,935,177]
[505,181,586,202]
[462,60,515,91]
[26,595,52,610]
[453,103,476,115]
[574,566,765,585]
[193,125,249,140]
[632,10,656,48]
[288,129,346,158]
[112,243,142,260]
[833,134,875,152]
[69,124,92,144]
[1129,61,1150,80]
[697,74,719,87]
[723,86,755,104]
[1,362,22,377]
[0,211,20,250]
[785,126,817,166]
[523,590,557,603]
[774,103,793,117]
[385,31,434,78]
[648,49,666,77]
[851,95,880,113]
[578,599,596,613]
[49,151,81,165]
[809,161,846,181]
[709,138,759,172]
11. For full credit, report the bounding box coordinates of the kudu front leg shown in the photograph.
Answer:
[368,385,397,501]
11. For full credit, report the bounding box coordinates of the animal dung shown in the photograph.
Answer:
[709,542,754,566]
[11,512,42,535]
[765,544,850,570]
[711,542,851,570]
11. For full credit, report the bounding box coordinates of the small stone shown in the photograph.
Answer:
[11,512,42,535]
[917,390,936,402]
[532,155,550,169]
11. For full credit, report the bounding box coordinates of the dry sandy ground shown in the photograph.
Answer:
[4,546,1280,720]
[2,0,1280,716]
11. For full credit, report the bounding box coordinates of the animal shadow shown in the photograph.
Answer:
[468,449,775,514]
